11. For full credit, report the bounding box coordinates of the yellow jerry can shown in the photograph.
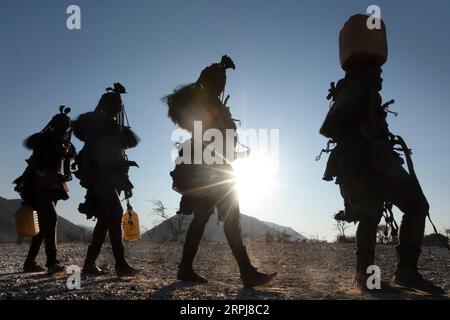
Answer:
[15,204,40,237]
[122,204,140,241]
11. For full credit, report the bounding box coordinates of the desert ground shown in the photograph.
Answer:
[0,241,448,300]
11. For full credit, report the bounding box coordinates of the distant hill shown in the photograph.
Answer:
[78,225,94,232]
[0,197,91,243]
[142,211,306,242]
[0,198,20,242]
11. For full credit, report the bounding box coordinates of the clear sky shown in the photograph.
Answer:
[1,0,449,240]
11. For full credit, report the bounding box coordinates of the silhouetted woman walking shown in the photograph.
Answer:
[14,106,76,274]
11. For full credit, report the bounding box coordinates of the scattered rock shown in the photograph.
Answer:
[0,242,448,300]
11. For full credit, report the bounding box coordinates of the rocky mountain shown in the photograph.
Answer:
[0,197,91,243]
[142,210,306,242]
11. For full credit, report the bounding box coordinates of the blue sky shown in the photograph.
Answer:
[0,0,449,240]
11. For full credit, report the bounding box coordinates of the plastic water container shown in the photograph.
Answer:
[122,206,140,241]
[15,205,40,237]
[339,14,388,71]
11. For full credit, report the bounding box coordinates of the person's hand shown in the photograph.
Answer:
[124,189,133,199]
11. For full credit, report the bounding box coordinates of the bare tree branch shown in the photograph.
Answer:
[150,199,186,242]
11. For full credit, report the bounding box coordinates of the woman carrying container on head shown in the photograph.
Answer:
[13,106,76,274]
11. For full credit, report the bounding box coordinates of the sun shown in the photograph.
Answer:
[231,152,277,208]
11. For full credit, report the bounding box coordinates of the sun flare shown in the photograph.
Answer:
[232,153,277,208]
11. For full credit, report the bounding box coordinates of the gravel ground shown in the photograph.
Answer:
[0,241,448,300]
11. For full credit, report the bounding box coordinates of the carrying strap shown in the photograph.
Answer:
[391,135,448,249]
